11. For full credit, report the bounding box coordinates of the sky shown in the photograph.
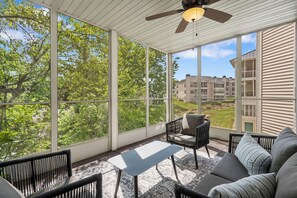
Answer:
[173,33,257,80]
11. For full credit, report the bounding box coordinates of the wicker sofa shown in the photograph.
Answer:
[175,133,277,198]
[0,150,102,198]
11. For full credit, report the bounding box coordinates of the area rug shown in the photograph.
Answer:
[73,148,224,198]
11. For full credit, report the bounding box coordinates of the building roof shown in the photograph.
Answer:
[31,0,297,53]
[230,49,256,68]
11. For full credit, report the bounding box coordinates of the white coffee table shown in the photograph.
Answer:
[108,141,182,197]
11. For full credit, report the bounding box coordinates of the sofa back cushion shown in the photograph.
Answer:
[0,176,25,198]
[269,127,297,173]
[208,172,276,198]
[235,133,272,175]
[181,114,205,136]
[275,152,297,198]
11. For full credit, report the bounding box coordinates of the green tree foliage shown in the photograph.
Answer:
[118,37,146,132]
[0,0,180,159]
[57,15,109,147]
[0,0,50,160]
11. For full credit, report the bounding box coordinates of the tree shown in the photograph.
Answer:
[0,0,180,159]
[0,0,50,160]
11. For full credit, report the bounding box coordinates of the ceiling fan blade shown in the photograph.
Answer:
[145,9,184,21]
[204,8,232,23]
[205,0,221,5]
[175,19,189,33]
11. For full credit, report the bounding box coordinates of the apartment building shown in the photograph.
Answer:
[175,75,235,103]
[230,50,257,132]
[230,22,296,134]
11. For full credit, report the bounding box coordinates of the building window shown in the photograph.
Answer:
[245,122,254,132]
[214,84,224,88]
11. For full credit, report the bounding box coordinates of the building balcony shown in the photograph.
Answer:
[242,70,256,78]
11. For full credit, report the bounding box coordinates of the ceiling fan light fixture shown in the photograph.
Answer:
[182,7,205,22]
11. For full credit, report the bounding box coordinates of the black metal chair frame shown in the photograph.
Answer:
[0,150,102,198]
[175,133,277,198]
[166,118,210,169]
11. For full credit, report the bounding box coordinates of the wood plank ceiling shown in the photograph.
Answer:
[31,0,297,53]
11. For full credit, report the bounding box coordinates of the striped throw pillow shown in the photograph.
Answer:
[208,173,276,198]
[235,132,272,175]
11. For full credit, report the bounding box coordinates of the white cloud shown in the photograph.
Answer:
[175,49,197,59]
[242,33,256,43]
[0,29,25,41]
[174,34,255,59]
[202,38,236,59]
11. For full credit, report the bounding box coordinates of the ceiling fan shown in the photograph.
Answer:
[145,0,232,33]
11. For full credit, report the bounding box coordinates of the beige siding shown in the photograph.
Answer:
[261,23,296,135]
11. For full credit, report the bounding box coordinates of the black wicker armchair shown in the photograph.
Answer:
[166,117,210,169]
[0,150,102,198]
[175,133,277,198]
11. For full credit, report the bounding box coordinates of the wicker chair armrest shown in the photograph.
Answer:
[229,133,277,154]
[195,119,210,147]
[166,118,183,139]
[29,174,102,198]
[175,184,209,198]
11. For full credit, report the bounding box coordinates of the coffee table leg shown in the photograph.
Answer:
[114,169,122,197]
[171,155,179,181]
[134,176,138,197]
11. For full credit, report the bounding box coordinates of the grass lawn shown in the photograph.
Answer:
[173,100,198,117]
[174,100,235,129]
[203,107,235,129]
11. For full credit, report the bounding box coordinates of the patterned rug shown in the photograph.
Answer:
[73,147,225,198]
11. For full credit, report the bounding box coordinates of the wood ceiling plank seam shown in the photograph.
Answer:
[51,0,63,10]
[92,0,133,25]
[114,0,178,32]
[66,0,84,15]
[32,0,43,5]
[140,2,292,46]
[89,0,125,23]
[127,0,248,40]
[109,0,152,29]
[157,13,297,52]
[58,0,73,12]
[141,1,295,44]
[31,0,297,53]
[118,0,183,32]
[82,1,106,20]
[72,0,94,17]
[101,0,148,28]
[167,19,295,53]
[42,0,53,5]
[88,0,117,22]
[86,1,112,22]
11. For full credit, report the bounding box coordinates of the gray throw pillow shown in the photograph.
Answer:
[269,127,297,173]
[0,176,25,198]
[235,133,272,175]
[181,114,205,136]
[208,172,276,198]
[275,152,297,198]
